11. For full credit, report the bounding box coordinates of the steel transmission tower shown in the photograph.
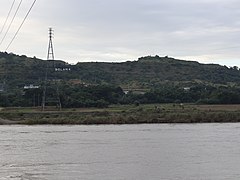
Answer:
[42,28,61,111]
[47,28,54,60]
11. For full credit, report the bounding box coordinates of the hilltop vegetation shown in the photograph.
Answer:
[74,55,240,88]
[1,52,240,107]
[1,52,240,88]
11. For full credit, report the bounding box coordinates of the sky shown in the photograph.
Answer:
[0,0,240,66]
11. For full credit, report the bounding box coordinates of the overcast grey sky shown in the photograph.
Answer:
[0,0,240,66]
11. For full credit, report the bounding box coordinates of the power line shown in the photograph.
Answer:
[5,0,37,51]
[0,0,16,35]
[0,0,23,47]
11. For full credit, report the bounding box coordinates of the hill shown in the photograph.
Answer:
[74,56,240,88]
[0,52,240,90]
[2,52,240,107]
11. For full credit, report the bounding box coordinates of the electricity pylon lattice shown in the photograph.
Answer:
[42,28,61,111]
[47,28,54,60]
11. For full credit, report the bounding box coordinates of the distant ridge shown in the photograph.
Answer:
[0,52,240,90]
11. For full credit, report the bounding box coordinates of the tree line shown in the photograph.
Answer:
[1,83,240,107]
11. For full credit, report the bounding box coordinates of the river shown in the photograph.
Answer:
[1,123,240,180]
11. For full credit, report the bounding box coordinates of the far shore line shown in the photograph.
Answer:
[1,104,240,125]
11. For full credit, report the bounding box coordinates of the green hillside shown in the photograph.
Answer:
[74,56,240,88]
[0,52,240,90]
[1,52,240,107]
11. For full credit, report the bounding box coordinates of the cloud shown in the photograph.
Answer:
[0,0,240,66]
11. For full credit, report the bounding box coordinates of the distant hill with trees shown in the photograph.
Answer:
[1,52,240,89]
[1,52,240,107]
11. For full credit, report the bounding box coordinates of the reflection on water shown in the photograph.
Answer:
[1,124,240,180]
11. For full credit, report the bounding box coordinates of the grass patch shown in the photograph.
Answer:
[2,104,240,125]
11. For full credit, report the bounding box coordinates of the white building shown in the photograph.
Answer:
[24,84,40,89]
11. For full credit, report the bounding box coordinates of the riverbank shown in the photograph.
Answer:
[1,104,240,125]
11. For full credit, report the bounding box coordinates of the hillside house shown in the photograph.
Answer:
[24,84,40,89]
